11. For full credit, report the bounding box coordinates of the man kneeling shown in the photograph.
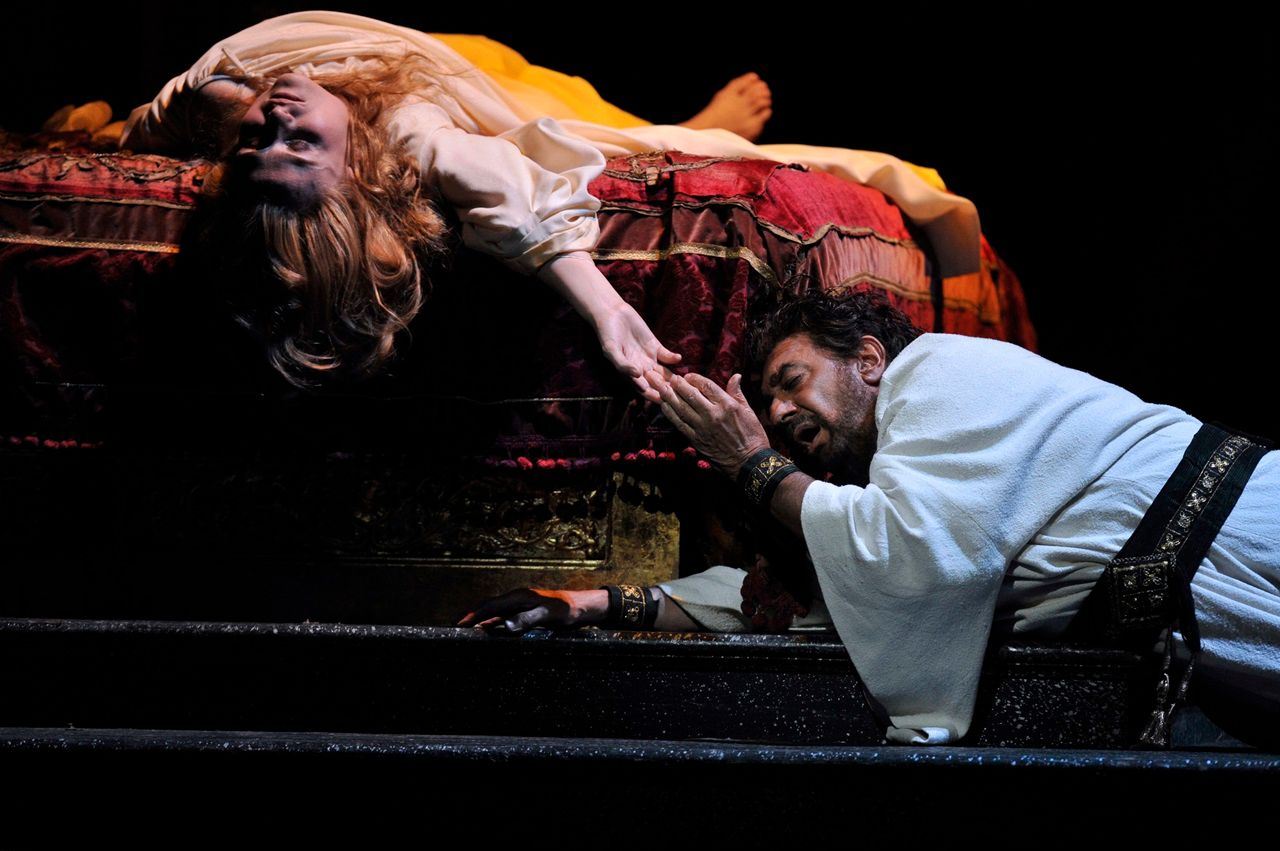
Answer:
[462,291,1280,747]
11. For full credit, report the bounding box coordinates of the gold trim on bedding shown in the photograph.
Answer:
[0,231,181,253]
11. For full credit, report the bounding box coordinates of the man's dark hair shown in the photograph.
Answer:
[747,288,924,373]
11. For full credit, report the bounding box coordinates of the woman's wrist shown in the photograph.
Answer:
[537,251,623,326]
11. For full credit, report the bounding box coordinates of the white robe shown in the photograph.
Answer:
[121,10,980,276]
[663,334,1280,743]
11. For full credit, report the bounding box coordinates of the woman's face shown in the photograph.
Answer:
[234,73,350,207]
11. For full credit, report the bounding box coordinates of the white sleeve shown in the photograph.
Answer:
[659,565,835,633]
[795,335,1152,745]
[121,62,227,154]
[659,565,753,632]
[801,479,1005,745]
[387,103,605,273]
[118,16,281,154]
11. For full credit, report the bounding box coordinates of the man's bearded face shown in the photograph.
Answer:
[760,334,879,486]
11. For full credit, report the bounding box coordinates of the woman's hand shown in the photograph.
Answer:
[191,78,259,156]
[458,588,608,633]
[594,300,682,402]
[537,251,680,401]
[198,78,259,111]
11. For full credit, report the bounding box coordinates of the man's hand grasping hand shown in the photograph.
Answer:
[650,371,771,479]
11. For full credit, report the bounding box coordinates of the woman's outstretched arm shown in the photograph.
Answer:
[537,251,681,401]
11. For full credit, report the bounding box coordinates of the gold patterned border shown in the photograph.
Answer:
[618,583,646,624]
[752,217,919,252]
[592,242,777,285]
[593,241,932,303]
[0,231,180,254]
[600,155,746,182]
[1155,434,1257,558]
[0,149,209,184]
[599,197,920,252]
[0,191,194,211]
[835,273,931,303]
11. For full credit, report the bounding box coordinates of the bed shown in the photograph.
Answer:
[1,129,1034,625]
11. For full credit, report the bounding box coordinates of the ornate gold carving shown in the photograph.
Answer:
[114,455,680,624]
[121,458,680,569]
[414,478,610,565]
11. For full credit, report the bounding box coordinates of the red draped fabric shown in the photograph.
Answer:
[1,140,1035,461]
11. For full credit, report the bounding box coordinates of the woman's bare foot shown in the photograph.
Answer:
[680,72,773,141]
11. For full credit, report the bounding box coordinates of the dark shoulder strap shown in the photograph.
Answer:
[1070,424,1271,652]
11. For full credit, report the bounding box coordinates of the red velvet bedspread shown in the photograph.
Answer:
[0,137,1034,462]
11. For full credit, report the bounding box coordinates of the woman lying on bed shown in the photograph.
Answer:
[122,10,980,396]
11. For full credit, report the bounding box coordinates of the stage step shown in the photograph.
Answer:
[2,727,1275,842]
[1,617,1174,748]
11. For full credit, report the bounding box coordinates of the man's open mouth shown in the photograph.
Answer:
[791,421,822,451]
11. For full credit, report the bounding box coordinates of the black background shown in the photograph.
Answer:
[5,5,1275,438]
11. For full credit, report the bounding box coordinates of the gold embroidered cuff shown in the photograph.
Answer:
[603,584,657,629]
[738,448,799,510]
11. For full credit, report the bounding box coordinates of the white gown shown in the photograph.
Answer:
[121,10,981,277]
[663,335,1280,744]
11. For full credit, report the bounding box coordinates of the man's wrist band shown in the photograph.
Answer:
[601,584,659,629]
[738,448,799,510]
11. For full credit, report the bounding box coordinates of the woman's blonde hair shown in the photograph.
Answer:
[200,57,448,386]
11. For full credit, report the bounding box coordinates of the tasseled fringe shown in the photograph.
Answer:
[476,443,714,472]
[4,435,101,450]
[1137,625,1199,748]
